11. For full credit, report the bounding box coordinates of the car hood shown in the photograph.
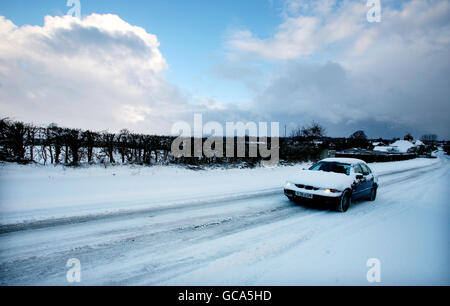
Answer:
[288,170,355,190]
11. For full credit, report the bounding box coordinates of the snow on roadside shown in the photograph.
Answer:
[0,158,439,225]
[369,157,439,176]
[247,160,449,285]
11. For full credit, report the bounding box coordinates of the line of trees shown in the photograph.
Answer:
[0,118,329,166]
[0,118,176,166]
[2,118,443,167]
[1,118,287,166]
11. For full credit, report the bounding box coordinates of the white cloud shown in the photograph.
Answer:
[116,105,152,123]
[228,0,450,61]
[228,0,365,61]
[0,14,193,134]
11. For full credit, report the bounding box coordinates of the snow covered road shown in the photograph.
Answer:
[0,157,448,285]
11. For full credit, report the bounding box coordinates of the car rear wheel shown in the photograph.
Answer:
[336,190,351,212]
[369,186,377,201]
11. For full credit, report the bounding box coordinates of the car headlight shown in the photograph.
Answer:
[285,181,292,188]
[323,188,340,194]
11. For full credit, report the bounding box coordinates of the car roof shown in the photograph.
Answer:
[319,157,367,165]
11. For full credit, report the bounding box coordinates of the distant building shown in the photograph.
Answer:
[371,141,386,147]
[414,140,425,146]
[390,140,424,153]
[374,140,425,154]
[373,146,399,153]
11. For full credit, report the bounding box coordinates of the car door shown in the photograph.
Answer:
[360,163,375,197]
[352,164,366,199]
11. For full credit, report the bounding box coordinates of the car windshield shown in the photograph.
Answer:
[309,161,351,175]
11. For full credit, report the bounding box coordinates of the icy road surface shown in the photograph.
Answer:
[0,157,448,285]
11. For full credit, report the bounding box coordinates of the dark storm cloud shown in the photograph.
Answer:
[225,0,450,139]
[249,60,450,139]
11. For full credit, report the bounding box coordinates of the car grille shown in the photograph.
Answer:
[295,184,319,191]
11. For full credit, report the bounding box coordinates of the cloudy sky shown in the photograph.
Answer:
[0,0,449,138]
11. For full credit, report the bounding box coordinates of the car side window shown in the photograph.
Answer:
[353,164,363,174]
[360,164,371,175]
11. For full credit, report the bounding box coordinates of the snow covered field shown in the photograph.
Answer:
[0,156,448,285]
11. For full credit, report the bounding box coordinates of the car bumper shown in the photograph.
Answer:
[284,189,341,205]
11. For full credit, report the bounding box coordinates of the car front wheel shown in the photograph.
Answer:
[336,190,351,212]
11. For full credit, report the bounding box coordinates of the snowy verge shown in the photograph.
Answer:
[0,158,439,226]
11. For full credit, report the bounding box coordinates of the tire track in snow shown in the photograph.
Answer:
[0,188,282,234]
[0,160,440,234]
[0,198,326,285]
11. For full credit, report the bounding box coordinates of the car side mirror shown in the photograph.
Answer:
[356,174,364,180]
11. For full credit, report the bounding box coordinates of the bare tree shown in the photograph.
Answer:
[8,121,28,162]
[26,124,38,162]
[348,130,369,149]
[83,130,98,163]
[291,121,326,140]
[420,134,438,144]
[47,124,63,164]
[101,132,116,164]
[118,129,131,164]
[404,133,413,141]
[65,129,83,165]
